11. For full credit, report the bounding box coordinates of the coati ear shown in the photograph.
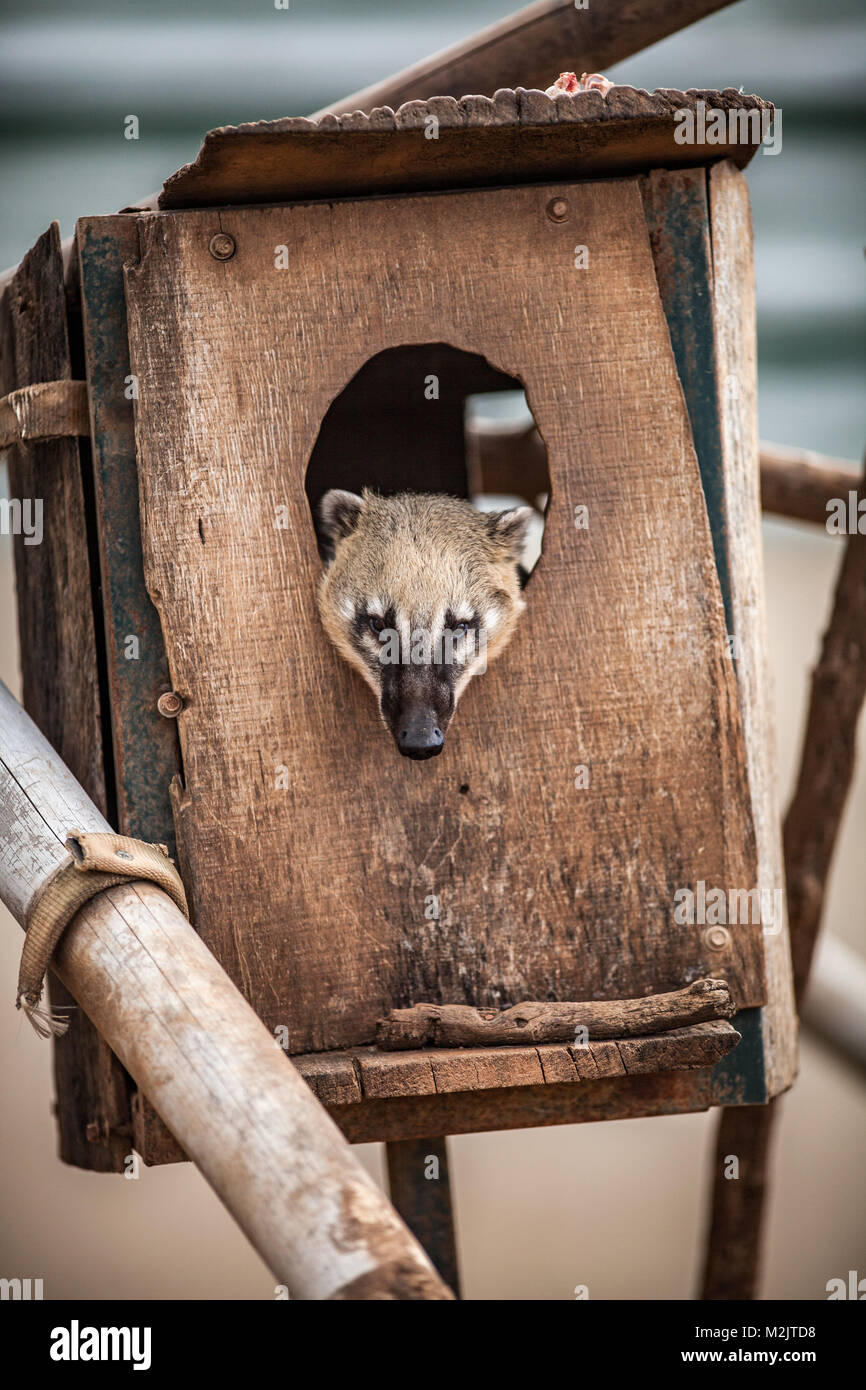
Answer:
[486,506,534,564]
[319,490,364,546]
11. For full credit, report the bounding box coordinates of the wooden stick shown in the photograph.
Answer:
[467,414,861,525]
[311,1,737,119]
[387,1137,462,1297]
[701,1105,778,1301]
[760,442,861,528]
[702,458,866,1301]
[377,979,736,1050]
[0,682,452,1301]
[784,467,866,1001]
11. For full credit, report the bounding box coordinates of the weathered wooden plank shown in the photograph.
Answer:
[641,165,760,1103]
[161,88,771,210]
[706,161,797,1099]
[640,164,800,1107]
[330,1069,720,1145]
[310,2,739,119]
[76,215,187,1167]
[123,179,763,1062]
[294,1023,739,1104]
[76,216,181,852]
[2,226,107,818]
[0,223,131,1172]
[640,166,734,631]
[295,1052,362,1108]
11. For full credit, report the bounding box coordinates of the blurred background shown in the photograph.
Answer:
[0,0,864,1299]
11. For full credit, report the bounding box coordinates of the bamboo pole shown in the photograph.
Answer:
[0,681,452,1301]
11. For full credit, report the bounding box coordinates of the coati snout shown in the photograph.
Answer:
[316,489,533,759]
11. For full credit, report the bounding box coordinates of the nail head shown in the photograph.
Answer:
[705,926,731,951]
[209,232,236,261]
[157,691,184,717]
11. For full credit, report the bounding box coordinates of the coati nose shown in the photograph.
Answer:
[395,716,445,760]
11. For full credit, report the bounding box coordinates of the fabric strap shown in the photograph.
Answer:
[17,830,189,1037]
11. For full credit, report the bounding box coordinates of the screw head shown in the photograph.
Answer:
[115,849,134,860]
[546,197,569,223]
[209,232,236,261]
[157,690,184,718]
[705,926,731,951]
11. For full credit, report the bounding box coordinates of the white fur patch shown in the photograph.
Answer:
[486,604,503,634]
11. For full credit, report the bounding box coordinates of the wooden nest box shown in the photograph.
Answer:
[1,85,796,1169]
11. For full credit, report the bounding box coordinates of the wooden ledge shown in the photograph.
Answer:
[159,87,772,210]
[295,1020,740,1108]
[136,1021,743,1163]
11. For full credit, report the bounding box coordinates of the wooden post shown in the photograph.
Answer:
[0,682,453,1300]
[387,1138,462,1297]
[701,456,866,1300]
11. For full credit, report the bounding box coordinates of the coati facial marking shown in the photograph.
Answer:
[317,489,533,759]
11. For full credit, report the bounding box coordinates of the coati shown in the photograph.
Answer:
[316,489,533,760]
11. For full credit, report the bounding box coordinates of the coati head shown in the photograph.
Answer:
[316,489,533,759]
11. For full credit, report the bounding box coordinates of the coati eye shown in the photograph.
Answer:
[368,615,386,636]
[445,613,476,635]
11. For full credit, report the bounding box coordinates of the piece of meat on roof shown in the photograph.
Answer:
[544,71,613,97]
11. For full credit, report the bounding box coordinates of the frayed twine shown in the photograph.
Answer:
[16,992,74,1039]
